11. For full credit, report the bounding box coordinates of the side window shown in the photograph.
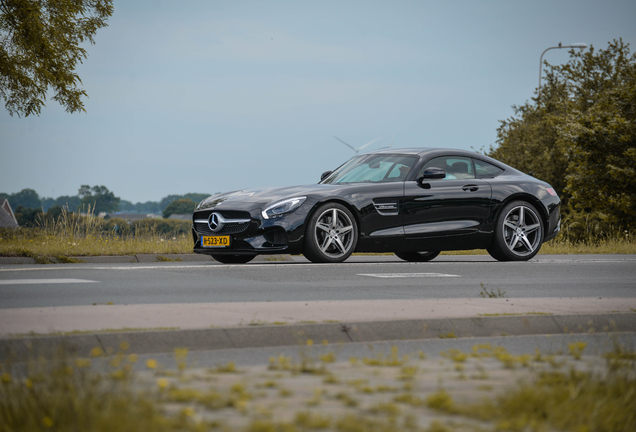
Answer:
[417,156,474,180]
[386,162,412,180]
[474,159,504,178]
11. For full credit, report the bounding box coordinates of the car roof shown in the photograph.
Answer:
[364,147,523,175]
[367,147,474,157]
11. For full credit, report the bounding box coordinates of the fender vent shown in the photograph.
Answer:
[373,201,399,216]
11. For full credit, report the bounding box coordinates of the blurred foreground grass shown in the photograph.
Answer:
[1,341,635,431]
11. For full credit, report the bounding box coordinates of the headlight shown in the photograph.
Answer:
[262,196,307,219]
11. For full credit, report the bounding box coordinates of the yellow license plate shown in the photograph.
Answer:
[202,236,230,247]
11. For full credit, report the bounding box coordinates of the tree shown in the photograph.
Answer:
[159,193,210,212]
[45,204,63,221]
[489,101,570,206]
[159,194,185,212]
[0,0,114,117]
[13,204,41,226]
[488,39,636,230]
[54,194,82,211]
[163,198,195,219]
[7,188,40,208]
[560,56,636,228]
[78,184,119,214]
[41,196,55,212]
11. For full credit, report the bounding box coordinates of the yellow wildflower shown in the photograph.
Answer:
[74,358,91,368]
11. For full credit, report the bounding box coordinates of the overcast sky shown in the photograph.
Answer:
[1,0,635,203]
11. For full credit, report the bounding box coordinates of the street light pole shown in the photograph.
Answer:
[538,42,588,94]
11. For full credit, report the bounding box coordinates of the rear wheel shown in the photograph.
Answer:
[211,254,256,264]
[303,203,358,263]
[394,251,440,262]
[487,200,544,262]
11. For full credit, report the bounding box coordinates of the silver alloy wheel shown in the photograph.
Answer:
[502,205,542,257]
[314,207,355,259]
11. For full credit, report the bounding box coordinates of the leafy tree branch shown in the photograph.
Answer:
[0,0,113,117]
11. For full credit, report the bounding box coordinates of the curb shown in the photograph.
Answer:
[0,253,294,265]
[2,313,634,361]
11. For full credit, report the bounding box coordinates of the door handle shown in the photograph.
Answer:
[462,185,479,192]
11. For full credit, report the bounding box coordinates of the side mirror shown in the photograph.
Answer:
[420,167,446,180]
[320,171,333,181]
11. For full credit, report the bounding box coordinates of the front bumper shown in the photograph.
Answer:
[191,207,306,255]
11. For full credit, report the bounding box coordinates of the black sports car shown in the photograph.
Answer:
[192,148,560,263]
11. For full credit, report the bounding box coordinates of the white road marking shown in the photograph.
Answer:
[0,265,218,272]
[0,258,634,272]
[358,273,461,278]
[0,279,99,285]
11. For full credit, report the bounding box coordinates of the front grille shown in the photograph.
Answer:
[195,222,250,235]
[193,210,252,235]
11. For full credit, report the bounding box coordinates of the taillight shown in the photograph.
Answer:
[546,187,557,196]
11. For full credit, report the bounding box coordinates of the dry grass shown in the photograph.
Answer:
[0,206,191,261]
[441,235,636,256]
[540,237,636,254]
[1,206,635,262]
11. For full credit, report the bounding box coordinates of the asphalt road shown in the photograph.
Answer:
[1,255,634,309]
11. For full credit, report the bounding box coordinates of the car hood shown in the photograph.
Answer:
[196,184,341,212]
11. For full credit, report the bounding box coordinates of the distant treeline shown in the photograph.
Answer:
[1,188,211,214]
[1,186,214,227]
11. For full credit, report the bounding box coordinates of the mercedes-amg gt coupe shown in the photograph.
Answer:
[192,148,560,264]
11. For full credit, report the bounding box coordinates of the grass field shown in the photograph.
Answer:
[1,207,635,261]
[2,229,635,262]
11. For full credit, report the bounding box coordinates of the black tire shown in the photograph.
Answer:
[487,200,544,262]
[394,251,441,262]
[303,202,358,263]
[211,254,256,264]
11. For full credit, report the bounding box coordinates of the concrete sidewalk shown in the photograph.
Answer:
[2,297,635,361]
[2,297,635,336]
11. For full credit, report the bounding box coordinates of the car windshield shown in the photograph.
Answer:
[321,154,418,184]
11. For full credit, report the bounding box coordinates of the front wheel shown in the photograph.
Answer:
[211,254,256,264]
[394,251,440,262]
[487,200,544,262]
[303,203,358,263]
